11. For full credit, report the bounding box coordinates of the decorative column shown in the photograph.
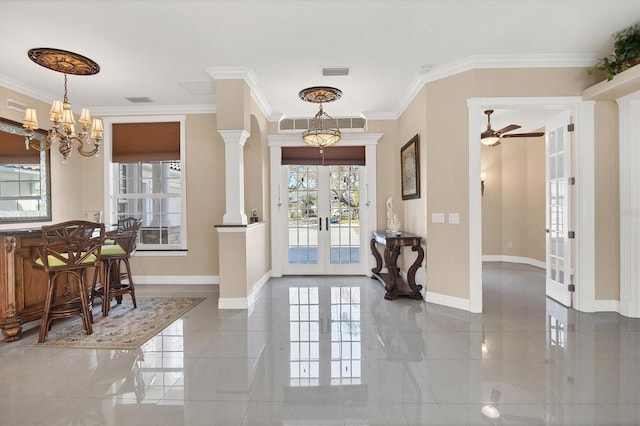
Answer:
[618,92,640,318]
[219,129,249,225]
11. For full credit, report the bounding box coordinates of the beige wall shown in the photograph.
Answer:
[402,67,600,300]
[397,87,428,280]
[525,135,545,262]
[594,101,620,301]
[481,135,545,262]
[481,144,503,254]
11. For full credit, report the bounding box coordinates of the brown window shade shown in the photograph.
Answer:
[0,130,40,164]
[112,122,180,162]
[281,146,365,166]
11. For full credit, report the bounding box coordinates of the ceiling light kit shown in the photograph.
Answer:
[298,86,342,153]
[480,109,545,146]
[22,48,104,160]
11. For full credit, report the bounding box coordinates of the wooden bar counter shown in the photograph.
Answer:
[0,227,48,341]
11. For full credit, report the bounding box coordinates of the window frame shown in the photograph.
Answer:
[103,115,187,252]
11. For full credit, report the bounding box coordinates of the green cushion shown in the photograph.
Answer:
[35,253,98,267]
[100,244,126,256]
[103,238,116,245]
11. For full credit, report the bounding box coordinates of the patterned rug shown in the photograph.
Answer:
[23,297,204,350]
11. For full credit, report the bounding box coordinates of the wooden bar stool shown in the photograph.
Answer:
[93,218,141,317]
[33,220,105,343]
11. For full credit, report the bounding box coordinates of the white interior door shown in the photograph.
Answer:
[284,165,365,275]
[545,112,573,306]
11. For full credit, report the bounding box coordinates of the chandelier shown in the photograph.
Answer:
[22,48,104,160]
[298,86,342,152]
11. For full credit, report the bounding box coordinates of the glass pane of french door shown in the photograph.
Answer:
[329,165,360,265]
[288,165,319,265]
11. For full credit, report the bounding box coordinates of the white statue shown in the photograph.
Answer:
[386,197,401,233]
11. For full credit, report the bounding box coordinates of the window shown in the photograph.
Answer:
[108,117,186,250]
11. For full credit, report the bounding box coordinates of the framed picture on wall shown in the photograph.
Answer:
[401,134,420,200]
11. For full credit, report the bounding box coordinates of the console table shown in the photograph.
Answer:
[370,231,424,300]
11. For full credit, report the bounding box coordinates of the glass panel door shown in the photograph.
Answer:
[546,112,572,306]
[284,164,364,275]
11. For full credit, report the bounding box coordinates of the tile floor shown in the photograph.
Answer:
[1,262,639,425]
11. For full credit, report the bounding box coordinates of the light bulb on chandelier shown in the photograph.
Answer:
[22,48,104,161]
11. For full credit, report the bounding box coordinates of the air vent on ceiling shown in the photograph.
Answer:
[6,98,26,113]
[279,116,366,133]
[322,67,350,77]
[125,97,153,103]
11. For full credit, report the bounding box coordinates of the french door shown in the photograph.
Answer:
[545,112,573,306]
[284,164,365,275]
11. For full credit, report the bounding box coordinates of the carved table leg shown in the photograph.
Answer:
[370,238,382,276]
[406,245,425,300]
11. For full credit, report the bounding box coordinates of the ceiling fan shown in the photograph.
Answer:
[481,109,545,146]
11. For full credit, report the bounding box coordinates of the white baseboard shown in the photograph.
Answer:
[220,270,272,310]
[218,297,249,309]
[134,275,219,285]
[483,255,546,269]
[594,299,620,312]
[251,271,271,296]
[424,291,471,311]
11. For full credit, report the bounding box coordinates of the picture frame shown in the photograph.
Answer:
[400,134,420,200]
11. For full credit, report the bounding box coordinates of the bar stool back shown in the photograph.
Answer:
[95,217,141,316]
[34,220,105,343]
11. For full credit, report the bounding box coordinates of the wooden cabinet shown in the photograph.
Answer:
[0,228,48,341]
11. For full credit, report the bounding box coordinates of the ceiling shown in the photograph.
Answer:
[1,0,638,124]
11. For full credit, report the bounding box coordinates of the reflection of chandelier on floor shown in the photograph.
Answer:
[22,48,104,161]
[298,86,342,153]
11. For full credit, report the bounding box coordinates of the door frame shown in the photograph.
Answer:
[467,97,595,314]
[268,133,382,277]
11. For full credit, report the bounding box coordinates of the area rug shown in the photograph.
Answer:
[23,297,204,350]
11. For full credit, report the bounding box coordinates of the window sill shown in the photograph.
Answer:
[134,250,188,257]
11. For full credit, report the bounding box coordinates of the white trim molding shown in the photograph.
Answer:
[134,275,219,285]
[425,291,471,312]
[482,256,546,269]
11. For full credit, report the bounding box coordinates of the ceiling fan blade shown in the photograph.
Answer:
[501,132,545,138]
[497,124,521,134]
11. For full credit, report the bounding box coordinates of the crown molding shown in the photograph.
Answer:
[393,53,599,120]
[206,66,272,120]
[0,74,55,105]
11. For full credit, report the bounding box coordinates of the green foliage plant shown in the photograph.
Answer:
[593,23,640,81]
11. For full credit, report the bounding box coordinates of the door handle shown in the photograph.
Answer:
[325,217,329,231]
[319,219,322,231]
[545,228,550,234]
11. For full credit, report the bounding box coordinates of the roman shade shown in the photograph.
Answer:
[281,146,365,166]
[112,122,180,162]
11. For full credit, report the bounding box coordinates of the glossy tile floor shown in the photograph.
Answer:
[1,262,639,425]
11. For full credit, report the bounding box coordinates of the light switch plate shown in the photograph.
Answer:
[449,213,460,224]
[432,213,445,223]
